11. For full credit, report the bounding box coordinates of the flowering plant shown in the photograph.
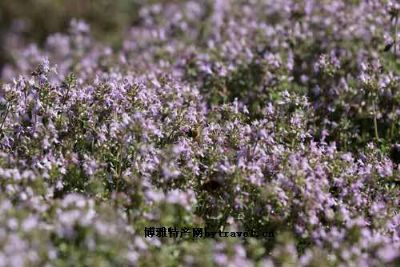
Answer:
[0,1,399,266]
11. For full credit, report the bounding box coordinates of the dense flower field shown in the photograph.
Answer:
[0,0,399,266]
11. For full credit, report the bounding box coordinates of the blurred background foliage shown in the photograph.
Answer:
[0,0,141,43]
[0,0,180,70]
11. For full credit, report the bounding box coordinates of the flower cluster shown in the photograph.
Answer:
[0,0,399,266]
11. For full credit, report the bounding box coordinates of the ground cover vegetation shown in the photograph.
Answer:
[0,0,399,266]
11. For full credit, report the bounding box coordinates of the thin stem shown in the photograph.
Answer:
[390,96,396,141]
[62,86,71,107]
[0,104,10,132]
[390,120,395,141]
[395,15,398,57]
[116,141,124,192]
[373,99,380,141]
